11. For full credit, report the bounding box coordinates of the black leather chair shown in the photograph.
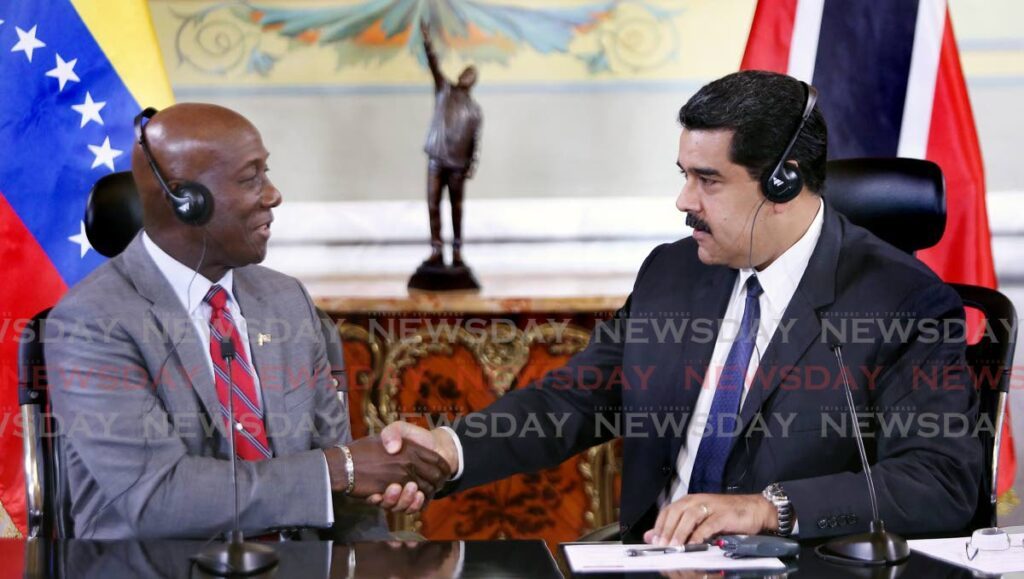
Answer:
[578,157,1015,541]
[19,172,349,539]
[825,157,946,253]
[826,158,1016,529]
[950,284,1017,528]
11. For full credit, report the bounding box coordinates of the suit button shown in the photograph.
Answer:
[837,515,848,526]
[661,466,672,475]
[817,518,828,529]
[829,517,838,528]
[849,514,858,526]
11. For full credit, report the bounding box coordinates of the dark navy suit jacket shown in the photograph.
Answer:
[449,202,981,542]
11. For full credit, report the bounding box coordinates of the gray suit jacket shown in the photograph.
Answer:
[46,234,386,539]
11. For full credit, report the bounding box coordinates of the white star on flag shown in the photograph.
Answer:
[45,54,80,91]
[72,92,106,127]
[88,136,122,171]
[12,25,45,62]
[68,221,93,258]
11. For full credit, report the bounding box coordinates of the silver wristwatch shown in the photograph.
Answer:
[762,483,794,536]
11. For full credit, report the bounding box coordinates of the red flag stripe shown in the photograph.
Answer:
[740,0,798,72]
[916,12,996,288]
[915,12,1011,495]
[0,192,69,536]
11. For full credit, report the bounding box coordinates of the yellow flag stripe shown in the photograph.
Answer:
[69,0,174,109]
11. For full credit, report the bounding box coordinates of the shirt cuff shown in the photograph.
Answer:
[322,450,334,525]
[438,426,465,480]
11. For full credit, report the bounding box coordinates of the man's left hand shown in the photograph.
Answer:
[643,494,778,546]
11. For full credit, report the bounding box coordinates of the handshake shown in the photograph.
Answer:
[324,422,459,514]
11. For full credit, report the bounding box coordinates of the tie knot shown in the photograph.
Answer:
[745,276,763,299]
[204,285,229,312]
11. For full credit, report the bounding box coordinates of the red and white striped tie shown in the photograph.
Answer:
[204,285,273,461]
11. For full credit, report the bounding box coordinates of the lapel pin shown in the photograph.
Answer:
[257,333,272,346]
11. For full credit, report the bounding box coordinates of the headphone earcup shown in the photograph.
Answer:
[762,161,803,204]
[168,182,213,226]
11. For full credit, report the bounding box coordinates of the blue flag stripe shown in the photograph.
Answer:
[813,0,920,159]
[0,1,141,287]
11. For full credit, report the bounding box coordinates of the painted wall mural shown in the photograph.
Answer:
[151,0,755,89]
[175,0,679,75]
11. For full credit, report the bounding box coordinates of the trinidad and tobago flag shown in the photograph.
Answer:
[742,0,1014,502]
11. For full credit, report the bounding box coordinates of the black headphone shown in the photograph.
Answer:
[760,82,819,204]
[134,107,213,226]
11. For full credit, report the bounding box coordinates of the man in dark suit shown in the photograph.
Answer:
[377,71,981,544]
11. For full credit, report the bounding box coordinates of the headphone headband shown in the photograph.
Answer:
[762,82,818,203]
[133,107,213,225]
[133,108,174,196]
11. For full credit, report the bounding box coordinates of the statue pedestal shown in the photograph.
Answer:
[408,261,481,292]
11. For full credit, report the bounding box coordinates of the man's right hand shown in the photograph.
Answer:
[365,422,460,509]
[324,435,451,504]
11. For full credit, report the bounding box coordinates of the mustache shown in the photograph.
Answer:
[686,213,711,234]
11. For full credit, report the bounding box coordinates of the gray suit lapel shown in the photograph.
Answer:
[120,234,231,442]
[233,269,289,456]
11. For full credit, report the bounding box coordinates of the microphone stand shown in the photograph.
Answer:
[815,343,910,566]
[194,338,279,576]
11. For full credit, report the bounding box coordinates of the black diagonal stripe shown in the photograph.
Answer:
[814,0,920,158]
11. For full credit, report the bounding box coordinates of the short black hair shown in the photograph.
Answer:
[677,70,827,194]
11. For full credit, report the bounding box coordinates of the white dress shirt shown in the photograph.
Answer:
[142,232,335,525]
[664,199,824,505]
[661,199,824,536]
[142,233,259,394]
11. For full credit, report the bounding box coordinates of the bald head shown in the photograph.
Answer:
[133,102,281,280]
[132,103,257,210]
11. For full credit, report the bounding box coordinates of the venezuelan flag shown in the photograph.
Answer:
[0,0,172,538]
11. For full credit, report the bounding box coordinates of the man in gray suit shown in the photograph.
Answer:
[46,104,448,539]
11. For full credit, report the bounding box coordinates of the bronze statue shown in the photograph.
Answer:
[409,22,482,292]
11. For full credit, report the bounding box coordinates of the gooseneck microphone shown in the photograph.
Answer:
[193,338,278,576]
[815,339,910,566]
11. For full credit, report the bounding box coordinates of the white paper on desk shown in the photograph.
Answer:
[563,544,786,574]
[911,533,1024,574]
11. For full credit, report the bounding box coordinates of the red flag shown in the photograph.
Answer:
[741,0,1013,497]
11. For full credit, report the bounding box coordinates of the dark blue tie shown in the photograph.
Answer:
[688,275,763,494]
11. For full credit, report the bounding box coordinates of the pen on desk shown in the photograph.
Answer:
[626,544,710,557]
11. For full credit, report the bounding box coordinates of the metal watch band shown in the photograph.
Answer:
[339,444,356,496]
[763,483,793,536]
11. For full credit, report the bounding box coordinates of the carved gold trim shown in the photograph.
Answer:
[376,323,533,424]
[525,324,590,356]
[337,322,388,434]
[371,320,625,535]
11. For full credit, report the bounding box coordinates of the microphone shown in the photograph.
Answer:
[193,336,278,575]
[815,336,910,566]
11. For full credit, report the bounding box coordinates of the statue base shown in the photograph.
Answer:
[408,261,481,292]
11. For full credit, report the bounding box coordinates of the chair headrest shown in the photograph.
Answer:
[824,158,946,253]
[84,171,142,258]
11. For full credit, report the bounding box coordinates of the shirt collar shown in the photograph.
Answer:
[736,197,825,311]
[142,231,234,315]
